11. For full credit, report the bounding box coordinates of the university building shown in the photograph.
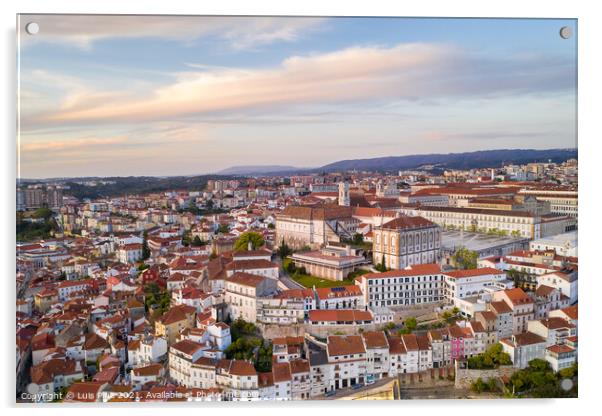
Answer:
[372,216,441,270]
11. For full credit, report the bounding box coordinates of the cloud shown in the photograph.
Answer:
[19,15,326,50]
[25,42,574,129]
[422,130,551,142]
[20,136,128,152]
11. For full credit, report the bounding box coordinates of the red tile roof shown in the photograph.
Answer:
[445,267,503,279]
[308,309,372,323]
[327,335,366,356]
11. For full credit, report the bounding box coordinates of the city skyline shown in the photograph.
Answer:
[18,16,577,178]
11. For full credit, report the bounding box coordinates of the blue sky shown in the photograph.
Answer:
[18,16,577,178]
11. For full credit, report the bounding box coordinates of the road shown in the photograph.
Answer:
[316,377,395,400]
[398,385,471,400]
[273,256,305,290]
[316,376,474,401]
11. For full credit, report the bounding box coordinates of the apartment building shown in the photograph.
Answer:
[224,272,277,322]
[355,263,445,309]
[492,288,535,334]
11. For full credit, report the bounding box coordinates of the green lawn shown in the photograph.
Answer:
[291,273,357,288]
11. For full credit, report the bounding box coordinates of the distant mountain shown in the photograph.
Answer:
[319,148,577,172]
[216,165,305,175]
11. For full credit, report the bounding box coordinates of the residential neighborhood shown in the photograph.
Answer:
[16,161,578,402]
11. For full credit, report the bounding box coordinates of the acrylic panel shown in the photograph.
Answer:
[16,15,578,403]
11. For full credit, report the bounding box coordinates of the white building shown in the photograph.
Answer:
[355,263,445,309]
[118,243,143,264]
[127,335,168,368]
[224,272,277,322]
[529,231,577,257]
[444,267,512,300]
[500,332,547,369]
[537,271,578,305]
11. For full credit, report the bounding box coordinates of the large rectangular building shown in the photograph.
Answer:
[398,206,575,239]
[372,216,441,270]
[355,263,445,309]
[275,205,357,249]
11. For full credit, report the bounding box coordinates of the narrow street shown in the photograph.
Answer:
[273,256,305,290]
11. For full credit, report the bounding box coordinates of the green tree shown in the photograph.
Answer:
[383,322,396,331]
[452,246,478,269]
[467,343,512,369]
[234,231,265,251]
[404,317,417,332]
[277,239,292,259]
[352,233,364,245]
[142,230,151,260]
[32,207,53,219]
[487,378,499,392]
[471,378,486,393]
[217,224,230,234]
[181,230,192,247]
[375,255,387,272]
[192,235,204,246]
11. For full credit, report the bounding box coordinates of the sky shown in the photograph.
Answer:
[17,15,577,178]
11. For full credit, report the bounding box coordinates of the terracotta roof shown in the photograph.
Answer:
[289,359,310,374]
[272,336,304,346]
[535,285,557,297]
[362,331,389,349]
[275,288,314,300]
[400,334,419,351]
[258,371,274,387]
[469,321,486,333]
[538,317,575,330]
[490,300,512,315]
[31,358,81,384]
[315,285,362,300]
[476,310,497,321]
[309,309,372,323]
[83,333,110,350]
[279,205,353,221]
[387,336,407,355]
[272,362,292,382]
[416,205,533,217]
[226,272,266,288]
[503,288,533,305]
[157,304,195,325]
[445,267,503,279]
[226,259,277,271]
[501,332,546,347]
[64,381,106,402]
[360,263,441,280]
[546,344,575,354]
[93,367,120,383]
[218,359,257,377]
[380,216,436,230]
[171,339,204,356]
[327,335,366,356]
[132,363,164,377]
[560,305,578,320]
[232,249,272,258]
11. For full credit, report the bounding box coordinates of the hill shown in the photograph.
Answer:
[319,148,577,172]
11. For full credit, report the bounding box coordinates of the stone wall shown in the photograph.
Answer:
[257,323,306,340]
[304,323,382,338]
[258,321,393,340]
[454,362,516,389]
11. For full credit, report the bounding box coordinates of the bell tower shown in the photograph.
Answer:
[338,182,350,206]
